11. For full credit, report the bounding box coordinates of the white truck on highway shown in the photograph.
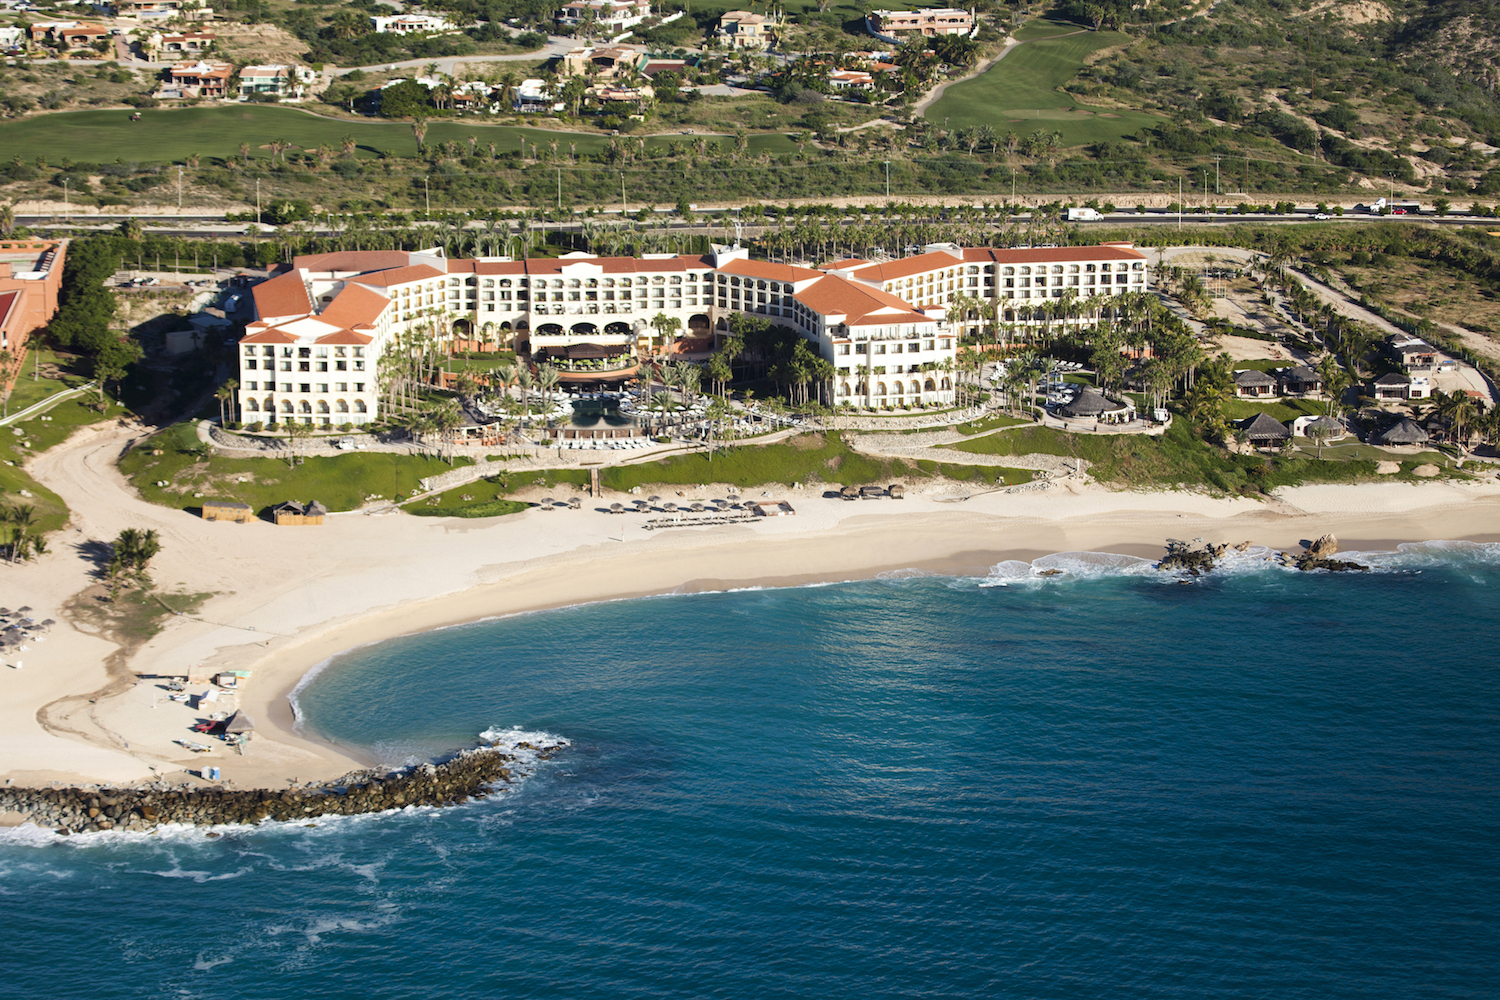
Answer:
[1065,207,1103,222]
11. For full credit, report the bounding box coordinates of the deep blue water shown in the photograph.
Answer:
[5,544,1500,999]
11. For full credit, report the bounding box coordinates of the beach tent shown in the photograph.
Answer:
[1372,418,1429,446]
[223,710,256,735]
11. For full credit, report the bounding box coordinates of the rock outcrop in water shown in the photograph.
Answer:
[0,740,566,835]
[1156,539,1253,576]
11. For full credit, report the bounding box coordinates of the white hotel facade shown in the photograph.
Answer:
[236,243,1147,424]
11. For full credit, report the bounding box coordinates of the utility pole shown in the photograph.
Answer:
[1214,154,1221,195]
[425,176,430,219]
[177,165,183,211]
[63,178,69,223]
[256,178,261,223]
[557,167,562,212]
[620,172,626,216]
[883,159,890,199]
[1178,177,1182,230]
[1011,168,1016,207]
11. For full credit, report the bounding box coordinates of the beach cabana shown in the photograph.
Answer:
[223,710,255,739]
[1242,412,1292,449]
[1372,418,1430,446]
[1057,388,1134,423]
[1294,415,1345,439]
[202,499,253,523]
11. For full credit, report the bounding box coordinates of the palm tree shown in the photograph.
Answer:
[412,119,429,155]
[215,379,237,426]
[268,138,290,165]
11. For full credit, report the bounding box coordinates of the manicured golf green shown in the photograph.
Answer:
[927,21,1162,145]
[0,105,796,165]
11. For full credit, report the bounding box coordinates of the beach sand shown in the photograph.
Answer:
[4,423,1500,793]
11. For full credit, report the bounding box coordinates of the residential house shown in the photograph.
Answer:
[512,78,555,112]
[0,240,67,397]
[557,0,652,33]
[1372,372,1433,401]
[239,64,316,99]
[1278,364,1322,395]
[828,69,874,90]
[1389,334,1438,372]
[115,0,213,19]
[1233,369,1278,398]
[561,44,647,79]
[272,500,327,525]
[714,10,776,50]
[370,13,455,34]
[162,60,233,99]
[152,31,215,61]
[868,8,973,40]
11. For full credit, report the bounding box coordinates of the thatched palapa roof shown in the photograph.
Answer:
[223,710,256,734]
[1242,412,1291,442]
[1057,387,1131,418]
[1373,418,1429,446]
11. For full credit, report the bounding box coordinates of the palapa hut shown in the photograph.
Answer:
[1294,415,1345,440]
[1057,387,1134,423]
[1372,417,1430,447]
[1242,412,1292,449]
[222,710,255,737]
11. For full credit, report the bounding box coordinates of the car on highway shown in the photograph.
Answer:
[1313,213,1331,220]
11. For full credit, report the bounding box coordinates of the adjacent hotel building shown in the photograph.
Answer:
[236,243,1147,424]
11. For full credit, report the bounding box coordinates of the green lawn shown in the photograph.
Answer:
[406,486,530,518]
[1223,398,1323,423]
[942,419,1379,491]
[0,105,796,166]
[927,22,1163,144]
[119,422,469,515]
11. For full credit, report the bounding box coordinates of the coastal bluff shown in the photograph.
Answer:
[0,740,566,835]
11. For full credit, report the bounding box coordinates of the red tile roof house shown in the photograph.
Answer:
[0,241,67,399]
[161,60,234,99]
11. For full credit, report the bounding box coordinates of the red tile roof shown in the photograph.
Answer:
[240,328,299,344]
[317,282,390,330]
[294,250,418,272]
[351,264,446,287]
[314,330,374,345]
[716,258,824,283]
[250,271,311,319]
[522,254,715,275]
[794,275,927,324]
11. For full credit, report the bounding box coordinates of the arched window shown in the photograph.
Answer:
[1052,265,1064,274]
[281,400,294,413]
[838,383,851,396]
[245,398,259,411]
[909,380,920,395]
[924,378,936,392]
[317,401,330,414]
[335,399,349,413]
[354,400,367,413]
[1003,267,1015,275]
[941,378,951,390]
[876,382,887,396]
[299,401,312,413]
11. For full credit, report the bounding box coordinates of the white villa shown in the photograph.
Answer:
[556,0,652,32]
[370,13,455,34]
[236,243,1148,423]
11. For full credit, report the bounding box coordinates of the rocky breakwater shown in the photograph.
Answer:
[0,738,567,835]
[1277,534,1368,572]
[1156,539,1255,577]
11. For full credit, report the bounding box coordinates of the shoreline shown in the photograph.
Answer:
[5,424,1500,793]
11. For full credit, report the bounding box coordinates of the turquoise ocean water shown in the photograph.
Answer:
[3,543,1499,998]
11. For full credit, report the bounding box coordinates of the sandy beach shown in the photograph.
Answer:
[4,421,1500,794]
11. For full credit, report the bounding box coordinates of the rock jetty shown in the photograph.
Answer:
[0,739,566,835]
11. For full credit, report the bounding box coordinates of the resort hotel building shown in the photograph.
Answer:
[235,243,1148,425]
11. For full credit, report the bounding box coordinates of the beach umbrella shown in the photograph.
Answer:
[691,503,705,512]
[888,484,906,499]
[223,710,255,735]
[726,494,740,501]
[40,619,55,626]
[610,502,625,514]
[663,502,677,512]
[0,609,12,616]
[569,497,582,509]
[648,495,662,504]
[540,497,555,508]
[16,607,30,614]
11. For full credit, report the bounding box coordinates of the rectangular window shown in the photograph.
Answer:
[281,382,292,392]
[317,362,328,372]
[316,383,328,393]
[245,381,256,390]
[280,361,292,372]
[336,382,348,392]
[355,382,365,392]
[299,383,311,393]
[354,361,365,371]
[336,361,347,371]
[246,359,257,369]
